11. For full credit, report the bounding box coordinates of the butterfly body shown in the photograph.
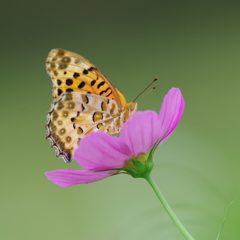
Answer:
[46,49,137,162]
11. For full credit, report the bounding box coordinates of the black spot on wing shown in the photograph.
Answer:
[99,87,112,96]
[97,81,105,89]
[81,104,85,111]
[106,92,112,97]
[66,79,73,86]
[88,67,95,71]
[73,72,80,78]
[78,81,85,89]
[57,79,62,86]
[58,89,63,96]
[91,80,96,86]
[66,88,73,92]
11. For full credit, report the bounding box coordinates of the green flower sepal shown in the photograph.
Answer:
[112,148,155,179]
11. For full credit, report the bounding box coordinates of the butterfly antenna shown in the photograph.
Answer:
[139,87,156,98]
[133,78,158,102]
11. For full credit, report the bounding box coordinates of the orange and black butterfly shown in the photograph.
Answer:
[46,49,137,162]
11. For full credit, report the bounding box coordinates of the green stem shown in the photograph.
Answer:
[145,174,195,240]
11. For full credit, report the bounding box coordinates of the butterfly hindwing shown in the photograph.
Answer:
[46,92,123,162]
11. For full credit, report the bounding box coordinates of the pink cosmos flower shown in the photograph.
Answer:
[45,88,184,187]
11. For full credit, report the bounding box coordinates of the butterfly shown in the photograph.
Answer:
[46,49,137,162]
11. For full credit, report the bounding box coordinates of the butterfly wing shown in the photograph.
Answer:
[46,49,137,162]
[46,49,123,108]
[46,92,122,162]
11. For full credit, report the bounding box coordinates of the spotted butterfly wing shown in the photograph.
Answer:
[46,49,137,162]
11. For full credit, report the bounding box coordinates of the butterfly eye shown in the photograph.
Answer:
[128,102,137,112]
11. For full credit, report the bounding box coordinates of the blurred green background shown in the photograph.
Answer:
[1,0,239,239]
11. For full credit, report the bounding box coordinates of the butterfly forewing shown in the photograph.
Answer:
[46,49,122,107]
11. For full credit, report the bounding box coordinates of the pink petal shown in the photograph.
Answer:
[119,111,161,156]
[74,131,129,171]
[45,169,115,187]
[158,88,184,143]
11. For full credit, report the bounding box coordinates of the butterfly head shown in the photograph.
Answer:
[128,102,138,117]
